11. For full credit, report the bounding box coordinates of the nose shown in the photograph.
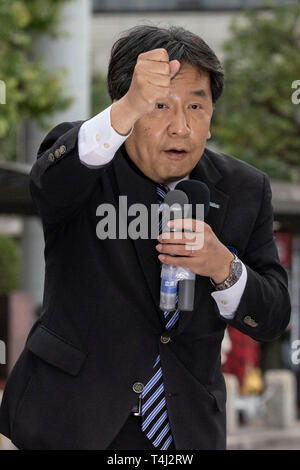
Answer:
[167,108,190,138]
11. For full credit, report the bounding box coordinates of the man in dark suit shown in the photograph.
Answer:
[0,25,290,450]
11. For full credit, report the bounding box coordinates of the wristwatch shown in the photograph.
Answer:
[210,254,243,291]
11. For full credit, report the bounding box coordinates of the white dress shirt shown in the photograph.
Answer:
[78,104,248,319]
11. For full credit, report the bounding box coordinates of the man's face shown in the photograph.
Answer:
[124,62,213,185]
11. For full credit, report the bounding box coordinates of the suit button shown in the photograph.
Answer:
[48,153,55,162]
[160,335,171,344]
[59,145,66,154]
[132,382,144,394]
[54,149,61,158]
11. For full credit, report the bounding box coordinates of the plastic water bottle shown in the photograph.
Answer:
[160,264,178,311]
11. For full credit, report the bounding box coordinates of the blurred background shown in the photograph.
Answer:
[0,0,300,450]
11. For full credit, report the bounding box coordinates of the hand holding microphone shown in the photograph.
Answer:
[158,179,235,311]
[175,180,210,311]
[158,180,211,312]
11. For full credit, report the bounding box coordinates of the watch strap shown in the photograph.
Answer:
[210,254,242,291]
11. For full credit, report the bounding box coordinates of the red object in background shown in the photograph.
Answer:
[222,325,260,389]
[223,230,291,390]
[274,231,292,269]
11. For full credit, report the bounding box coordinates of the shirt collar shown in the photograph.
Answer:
[167,174,189,192]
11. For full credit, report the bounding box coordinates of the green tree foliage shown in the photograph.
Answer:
[91,72,111,118]
[0,234,20,294]
[213,2,300,181]
[0,0,73,161]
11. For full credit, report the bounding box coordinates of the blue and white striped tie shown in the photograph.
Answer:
[140,184,180,450]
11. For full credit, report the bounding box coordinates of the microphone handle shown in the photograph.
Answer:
[178,279,195,311]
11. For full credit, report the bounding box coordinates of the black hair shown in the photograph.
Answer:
[107,25,224,104]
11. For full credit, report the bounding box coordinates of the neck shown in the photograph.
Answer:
[167,175,189,191]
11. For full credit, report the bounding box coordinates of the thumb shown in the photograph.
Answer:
[169,60,181,79]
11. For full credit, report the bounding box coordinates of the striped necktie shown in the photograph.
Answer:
[140,184,180,450]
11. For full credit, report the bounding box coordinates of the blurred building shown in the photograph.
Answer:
[91,0,296,70]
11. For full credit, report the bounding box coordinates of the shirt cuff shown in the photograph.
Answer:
[78,104,133,167]
[211,262,247,319]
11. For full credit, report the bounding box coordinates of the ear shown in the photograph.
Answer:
[207,129,211,140]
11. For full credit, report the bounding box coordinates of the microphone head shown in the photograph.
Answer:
[175,180,210,219]
[164,189,189,208]
[161,189,189,232]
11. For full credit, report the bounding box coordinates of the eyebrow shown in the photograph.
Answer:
[190,90,207,98]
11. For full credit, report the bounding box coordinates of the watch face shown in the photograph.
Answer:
[233,260,243,278]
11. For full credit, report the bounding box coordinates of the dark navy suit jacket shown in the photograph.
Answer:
[0,120,291,449]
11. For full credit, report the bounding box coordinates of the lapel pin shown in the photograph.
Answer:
[209,202,220,209]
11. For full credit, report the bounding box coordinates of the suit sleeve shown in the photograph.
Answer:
[29,120,113,228]
[216,173,291,342]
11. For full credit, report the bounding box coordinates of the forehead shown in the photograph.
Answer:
[170,62,211,96]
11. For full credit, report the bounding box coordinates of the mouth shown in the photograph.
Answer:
[164,148,188,159]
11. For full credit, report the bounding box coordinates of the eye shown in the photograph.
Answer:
[189,104,202,110]
[155,103,167,109]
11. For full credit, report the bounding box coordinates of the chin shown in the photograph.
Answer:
[156,164,192,185]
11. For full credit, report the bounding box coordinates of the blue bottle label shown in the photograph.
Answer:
[161,279,177,294]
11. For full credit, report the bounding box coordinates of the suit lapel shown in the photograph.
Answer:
[112,146,164,328]
[190,148,230,239]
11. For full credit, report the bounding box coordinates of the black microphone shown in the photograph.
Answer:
[159,189,189,311]
[174,180,210,311]
[161,189,189,232]
[176,180,210,219]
